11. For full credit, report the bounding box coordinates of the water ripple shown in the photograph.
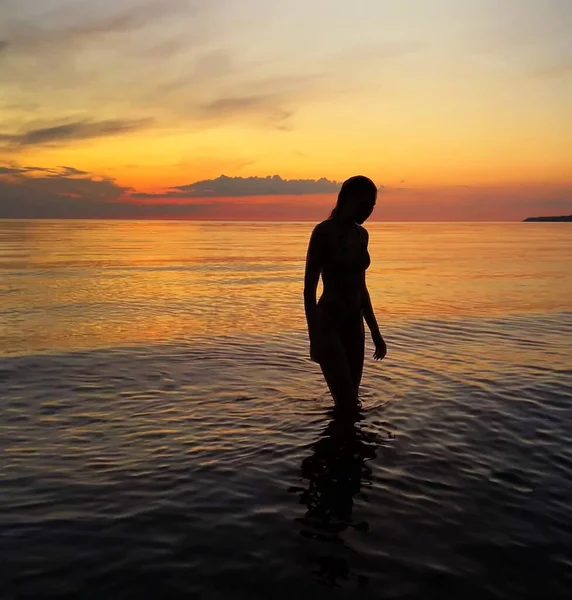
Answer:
[1,313,571,598]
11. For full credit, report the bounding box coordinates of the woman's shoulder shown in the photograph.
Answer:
[315,218,333,229]
[311,219,334,239]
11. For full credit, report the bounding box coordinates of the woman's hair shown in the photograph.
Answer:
[330,175,377,219]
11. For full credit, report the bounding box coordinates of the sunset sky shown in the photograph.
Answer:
[1,0,571,220]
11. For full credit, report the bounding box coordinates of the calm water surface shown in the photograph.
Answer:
[1,220,571,599]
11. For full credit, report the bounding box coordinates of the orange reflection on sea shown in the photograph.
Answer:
[0,220,570,355]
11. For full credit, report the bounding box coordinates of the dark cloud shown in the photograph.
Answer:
[131,175,341,199]
[200,96,271,116]
[0,164,89,176]
[0,163,209,219]
[0,41,8,53]
[0,118,153,147]
[0,166,22,175]
[0,165,124,218]
[56,166,90,177]
[3,163,572,221]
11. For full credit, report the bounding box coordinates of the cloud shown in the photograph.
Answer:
[61,0,197,39]
[55,166,90,177]
[1,2,428,142]
[3,2,416,138]
[0,164,89,176]
[142,69,326,130]
[0,1,203,51]
[3,163,572,221]
[0,163,210,219]
[0,1,310,137]
[530,64,572,79]
[0,1,219,117]
[0,164,125,218]
[0,166,22,175]
[131,175,341,199]
[195,95,293,129]
[0,118,153,147]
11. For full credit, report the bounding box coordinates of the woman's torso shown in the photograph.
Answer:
[318,220,371,316]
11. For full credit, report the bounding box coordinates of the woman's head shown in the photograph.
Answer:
[330,175,378,224]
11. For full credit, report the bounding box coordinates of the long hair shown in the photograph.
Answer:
[330,175,377,219]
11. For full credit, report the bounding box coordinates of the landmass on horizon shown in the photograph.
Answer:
[523,215,572,222]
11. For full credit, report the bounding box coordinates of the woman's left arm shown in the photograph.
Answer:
[362,277,387,360]
[360,228,387,361]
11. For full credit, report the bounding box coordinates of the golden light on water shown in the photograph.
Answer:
[1,220,571,355]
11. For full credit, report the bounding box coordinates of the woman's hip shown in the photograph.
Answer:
[311,304,364,358]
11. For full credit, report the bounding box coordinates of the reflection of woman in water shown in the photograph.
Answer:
[295,408,378,588]
[300,410,376,528]
[304,176,386,409]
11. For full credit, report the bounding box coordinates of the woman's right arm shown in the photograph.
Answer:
[303,224,324,338]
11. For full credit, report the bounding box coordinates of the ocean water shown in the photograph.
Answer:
[1,219,571,599]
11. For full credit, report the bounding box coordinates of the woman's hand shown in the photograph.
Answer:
[372,333,387,361]
[309,334,327,364]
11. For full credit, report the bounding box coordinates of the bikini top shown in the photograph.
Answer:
[322,223,371,277]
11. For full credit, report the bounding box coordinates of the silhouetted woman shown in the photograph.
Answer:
[304,176,386,409]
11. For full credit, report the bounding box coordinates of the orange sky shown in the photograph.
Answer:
[0,0,571,220]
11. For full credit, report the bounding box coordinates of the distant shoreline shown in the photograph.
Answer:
[523,215,572,222]
[0,217,571,223]
[0,217,569,223]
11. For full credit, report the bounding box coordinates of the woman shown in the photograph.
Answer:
[304,175,386,409]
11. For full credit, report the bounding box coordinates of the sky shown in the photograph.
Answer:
[0,0,571,220]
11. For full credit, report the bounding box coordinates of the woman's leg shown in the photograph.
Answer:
[319,347,359,408]
[341,315,365,396]
[313,305,360,409]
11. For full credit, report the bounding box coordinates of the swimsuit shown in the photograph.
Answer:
[312,223,371,364]
[319,223,370,312]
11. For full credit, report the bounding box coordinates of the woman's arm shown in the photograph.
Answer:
[360,228,387,361]
[362,276,386,359]
[303,224,324,338]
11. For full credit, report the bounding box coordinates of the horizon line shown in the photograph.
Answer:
[0,217,559,224]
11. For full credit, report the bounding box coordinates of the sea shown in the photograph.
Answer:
[1,220,571,599]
